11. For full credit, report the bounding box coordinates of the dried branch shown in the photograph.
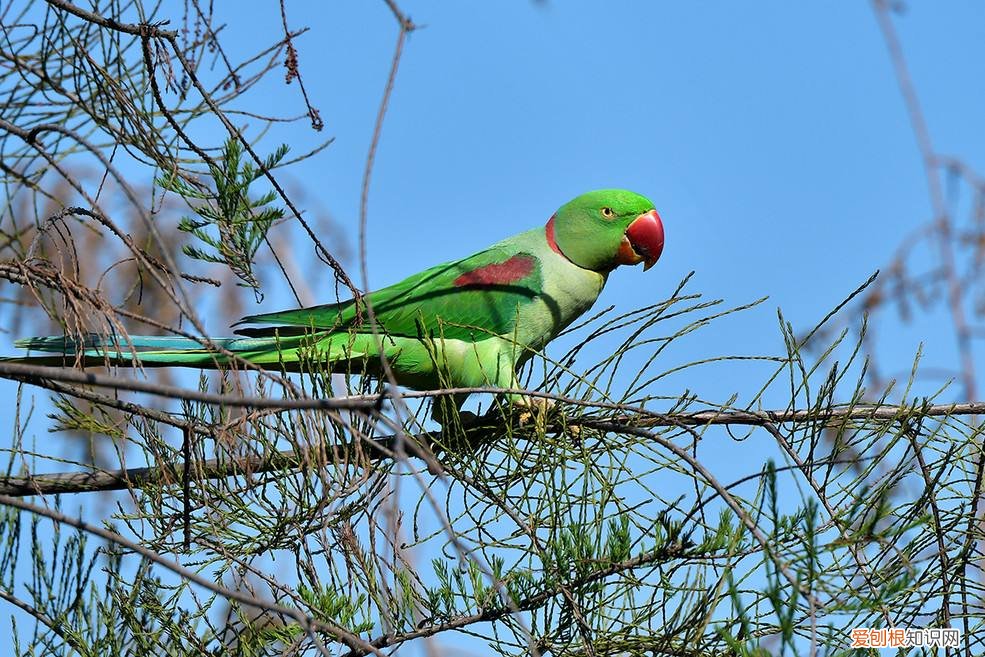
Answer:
[3,398,984,497]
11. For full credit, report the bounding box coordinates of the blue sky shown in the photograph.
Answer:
[214,1,985,407]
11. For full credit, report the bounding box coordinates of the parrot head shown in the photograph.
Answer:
[549,189,664,272]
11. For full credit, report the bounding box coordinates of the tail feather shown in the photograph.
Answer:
[18,334,219,352]
[11,333,305,366]
[8,331,376,371]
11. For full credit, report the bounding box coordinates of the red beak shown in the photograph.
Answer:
[621,209,665,271]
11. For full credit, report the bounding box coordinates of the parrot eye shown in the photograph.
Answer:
[601,207,615,219]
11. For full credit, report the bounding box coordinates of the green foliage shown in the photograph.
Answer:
[49,397,127,440]
[160,138,288,298]
[2,276,983,656]
[297,584,373,633]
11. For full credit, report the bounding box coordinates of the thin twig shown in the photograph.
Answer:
[2,398,983,497]
[0,494,385,657]
[43,0,177,37]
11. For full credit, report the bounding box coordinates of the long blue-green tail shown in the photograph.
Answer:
[10,333,316,368]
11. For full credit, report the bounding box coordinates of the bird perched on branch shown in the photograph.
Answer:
[12,189,664,420]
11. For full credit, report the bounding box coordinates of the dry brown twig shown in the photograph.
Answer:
[1,2,984,656]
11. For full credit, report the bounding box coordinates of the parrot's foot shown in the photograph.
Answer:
[508,395,586,445]
[510,395,556,428]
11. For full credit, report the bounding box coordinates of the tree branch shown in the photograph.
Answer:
[0,494,385,656]
[2,399,982,497]
[43,0,178,37]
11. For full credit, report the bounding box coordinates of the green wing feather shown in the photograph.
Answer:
[236,244,543,342]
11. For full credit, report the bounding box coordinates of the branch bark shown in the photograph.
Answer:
[2,399,981,497]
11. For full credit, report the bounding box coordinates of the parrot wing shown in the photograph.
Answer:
[235,242,544,342]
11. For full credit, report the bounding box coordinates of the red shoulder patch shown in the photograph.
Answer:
[454,255,536,287]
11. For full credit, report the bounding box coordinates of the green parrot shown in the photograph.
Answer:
[12,189,664,417]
